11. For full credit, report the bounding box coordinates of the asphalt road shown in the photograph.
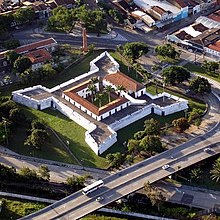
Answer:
[20,115,220,219]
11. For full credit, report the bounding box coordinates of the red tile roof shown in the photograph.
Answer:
[104,71,145,92]
[208,40,220,52]
[25,48,52,64]
[15,38,57,54]
[151,6,166,15]
[64,90,128,116]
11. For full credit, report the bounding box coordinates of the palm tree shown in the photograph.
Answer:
[87,84,96,103]
[90,76,99,84]
[104,85,115,103]
[94,92,103,108]
[190,168,202,182]
[116,85,125,95]
[210,158,220,182]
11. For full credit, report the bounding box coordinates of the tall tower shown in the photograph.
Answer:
[82,28,88,52]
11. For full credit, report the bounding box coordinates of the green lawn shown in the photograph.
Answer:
[109,52,143,83]
[17,107,109,168]
[0,197,47,220]
[157,55,179,64]
[93,93,116,107]
[184,63,220,83]
[146,84,206,111]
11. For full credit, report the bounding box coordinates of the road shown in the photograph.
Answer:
[20,113,220,220]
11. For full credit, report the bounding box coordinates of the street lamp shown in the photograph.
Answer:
[2,118,8,145]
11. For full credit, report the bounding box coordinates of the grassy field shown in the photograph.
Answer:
[184,63,220,83]
[0,197,47,220]
[10,107,109,168]
[109,52,143,83]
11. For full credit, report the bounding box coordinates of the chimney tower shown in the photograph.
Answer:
[82,28,88,52]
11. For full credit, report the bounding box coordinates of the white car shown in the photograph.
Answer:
[204,148,211,152]
[162,164,170,170]
[96,196,104,202]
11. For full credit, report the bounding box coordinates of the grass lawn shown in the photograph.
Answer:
[109,52,143,83]
[93,93,116,107]
[157,55,179,64]
[146,84,206,112]
[102,111,184,156]
[0,197,47,220]
[184,63,220,83]
[17,107,108,168]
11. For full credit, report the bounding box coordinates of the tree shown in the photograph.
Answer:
[134,131,145,140]
[9,108,26,124]
[108,9,123,23]
[140,135,164,155]
[162,66,190,85]
[122,42,149,61]
[14,7,35,24]
[41,63,57,80]
[0,100,18,118]
[13,56,32,73]
[94,92,103,108]
[210,158,220,182]
[188,108,203,123]
[106,152,123,167]
[127,139,140,155]
[155,44,179,59]
[19,167,38,181]
[4,40,20,50]
[38,165,50,181]
[25,129,49,149]
[202,60,219,73]
[190,76,211,94]
[92,10,107,36]
[125,154,134,164]
[144,182,166,211]
[104,85,115,103]
[190,168,202,181]
[172,117,190,132]
[0,13,14,35]
[144,118,160,135]
[115,85,125,95]
[31,120,45,130]
[87,84,97,103]
[49,6,74,31]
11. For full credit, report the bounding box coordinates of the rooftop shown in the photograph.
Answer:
[15,38,57,54]
[134,0,180,14]
[25,48,52,64]
[208,40,220,52]
[208,9,220,23]
[104,71,145,92]
[64,89,128,116]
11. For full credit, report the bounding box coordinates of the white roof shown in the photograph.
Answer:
[132,10,146,17]
[142,14,155,24]
[134,0,180,14]
[182,25,202,37]
[196,16,220,29]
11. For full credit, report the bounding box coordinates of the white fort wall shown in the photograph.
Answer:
[12,51,189,155]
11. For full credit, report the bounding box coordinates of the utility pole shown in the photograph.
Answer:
[2,118,8,145]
